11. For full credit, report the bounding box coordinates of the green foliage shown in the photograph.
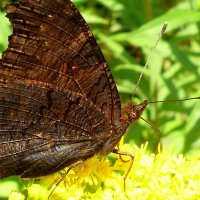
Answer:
[0,0,200,199]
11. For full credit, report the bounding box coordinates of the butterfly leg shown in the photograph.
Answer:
[116,144,133,163]
[48,159,84,199]
[112,149,134,192]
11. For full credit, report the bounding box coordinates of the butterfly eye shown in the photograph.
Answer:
[130,112,137,120]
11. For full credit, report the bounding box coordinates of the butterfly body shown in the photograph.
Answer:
[0,0,147,179]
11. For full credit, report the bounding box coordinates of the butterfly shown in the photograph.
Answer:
[0,0,148,179]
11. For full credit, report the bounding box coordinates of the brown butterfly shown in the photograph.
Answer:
[0,0,148,179]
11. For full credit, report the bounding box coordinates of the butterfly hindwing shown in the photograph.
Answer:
[0,80,110,178]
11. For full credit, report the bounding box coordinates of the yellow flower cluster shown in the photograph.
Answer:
[9,141,200,200]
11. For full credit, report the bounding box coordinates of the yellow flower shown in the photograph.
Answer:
[8,191,25,200]
[28,184,49,199]
[74,156,100,185]
[96,158,113,181]
[8,138,200,200]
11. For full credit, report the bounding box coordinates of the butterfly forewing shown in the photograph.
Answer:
[1,0,121,125]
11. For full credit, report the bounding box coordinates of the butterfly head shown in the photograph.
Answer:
[122,100,148,124]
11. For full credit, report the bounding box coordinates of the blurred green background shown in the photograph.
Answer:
[0,0,200,199]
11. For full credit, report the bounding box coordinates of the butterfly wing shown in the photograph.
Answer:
[1,0,121,125]
[0,0,121,178]
[0,80,110,178]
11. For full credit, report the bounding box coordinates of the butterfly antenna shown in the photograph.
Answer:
[140,116,160,133]
[148,97,200,104]
[132,22,168,99]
